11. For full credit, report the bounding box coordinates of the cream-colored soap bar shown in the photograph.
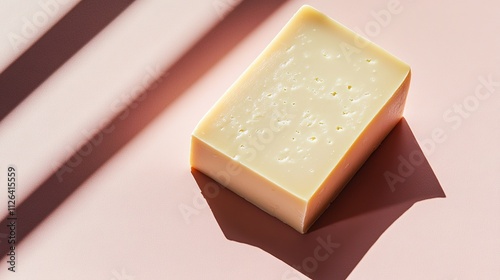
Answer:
[191,5,410,233]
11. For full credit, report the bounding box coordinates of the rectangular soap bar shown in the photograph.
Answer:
[191,5,410,233]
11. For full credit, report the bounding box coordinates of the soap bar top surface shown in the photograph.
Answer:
[193,6,410,201]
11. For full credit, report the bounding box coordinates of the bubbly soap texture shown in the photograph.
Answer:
[191,5,410,233]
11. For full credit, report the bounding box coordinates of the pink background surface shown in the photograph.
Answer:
[0,0,499,279]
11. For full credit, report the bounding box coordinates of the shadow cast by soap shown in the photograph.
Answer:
[191,118,445,280]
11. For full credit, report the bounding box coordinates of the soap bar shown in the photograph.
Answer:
[190,5,410,233]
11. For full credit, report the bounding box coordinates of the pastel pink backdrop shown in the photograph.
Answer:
[0,0,498,279]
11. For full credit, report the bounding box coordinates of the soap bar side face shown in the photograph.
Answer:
[191,136,308,232]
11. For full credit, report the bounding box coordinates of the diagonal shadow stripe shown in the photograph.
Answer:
[0,0,136,122]
[0,0,287,259]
